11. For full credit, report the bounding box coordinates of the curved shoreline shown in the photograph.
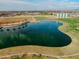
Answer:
[0,18,79,59]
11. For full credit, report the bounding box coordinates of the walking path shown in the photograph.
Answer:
[0,52,79,59]
[0,16,79,59]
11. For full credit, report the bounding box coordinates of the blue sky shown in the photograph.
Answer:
[0,0,79,11]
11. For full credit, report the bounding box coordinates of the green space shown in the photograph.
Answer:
[59,18,79,32]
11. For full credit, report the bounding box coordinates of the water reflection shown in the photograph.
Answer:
[22,20,72,47]
[0,20,72,49]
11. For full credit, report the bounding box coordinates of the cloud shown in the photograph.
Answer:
[0,0,38,11]
[0,0,79,11]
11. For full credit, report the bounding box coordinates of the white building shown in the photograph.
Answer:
[49,11,74,18]
[56,13,70,18]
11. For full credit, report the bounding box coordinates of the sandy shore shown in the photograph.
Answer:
[0,17,79,59]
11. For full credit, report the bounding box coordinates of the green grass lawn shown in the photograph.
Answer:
[58,18,79,32]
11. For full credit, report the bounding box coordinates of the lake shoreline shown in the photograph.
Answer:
[0,17,79,59]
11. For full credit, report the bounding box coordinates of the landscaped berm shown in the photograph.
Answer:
[0,16,79,59]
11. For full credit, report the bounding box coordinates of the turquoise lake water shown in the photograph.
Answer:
[0,20,71,49]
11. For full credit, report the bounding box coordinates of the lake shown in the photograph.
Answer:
[22,20,72,47]
[0,20,72,49]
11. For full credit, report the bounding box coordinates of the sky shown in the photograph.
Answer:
[0,0,79,11]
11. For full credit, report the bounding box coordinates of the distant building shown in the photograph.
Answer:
[0,11,79,18]
[50,10,79,18]
[49,11,74,18]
